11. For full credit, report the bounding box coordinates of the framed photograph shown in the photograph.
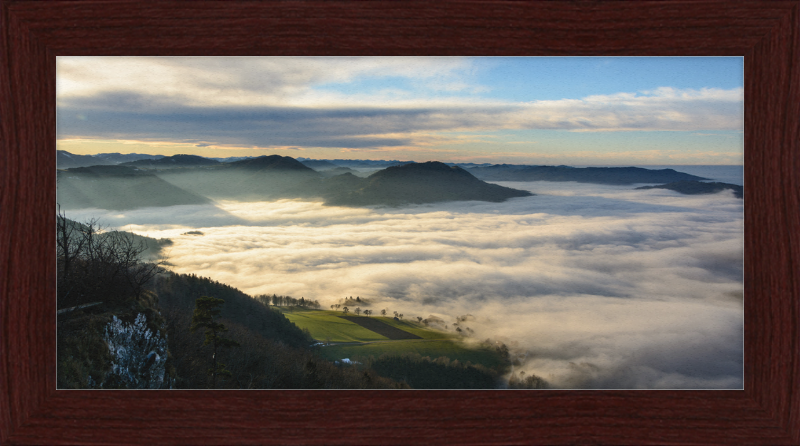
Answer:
[2,1,798,444]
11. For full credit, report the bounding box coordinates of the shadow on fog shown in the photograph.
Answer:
[384,192,705,218]
[59,203,249,229]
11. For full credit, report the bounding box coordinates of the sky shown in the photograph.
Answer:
[56,56,744,165]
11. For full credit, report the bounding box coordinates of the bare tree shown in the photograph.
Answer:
[57,209,164,308]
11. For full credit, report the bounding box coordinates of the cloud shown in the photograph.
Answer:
[57,56,480,107]
[66,179,744,389]
[57,88,743,150]
[517,87,743,132]
[57,57,743,151]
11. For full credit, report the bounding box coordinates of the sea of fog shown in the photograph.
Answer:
[64,166,744,389]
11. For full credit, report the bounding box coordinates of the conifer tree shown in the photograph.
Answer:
[191,296,239,389]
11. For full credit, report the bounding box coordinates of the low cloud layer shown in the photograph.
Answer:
[66,180,743,389]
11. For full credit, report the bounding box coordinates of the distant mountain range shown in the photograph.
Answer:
[636,181,743,198]
[55,153,740,210]
[298,158,414,169]
[465,165,708,185]
[56,156,533,210]
[120,154,220,168]
[57,151,165,169]
[58,151,244,169]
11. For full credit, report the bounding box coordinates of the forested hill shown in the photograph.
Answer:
[321,161,533,206]
[466,164,708,184]
[57,165,211,210]
[57,156,534,210]
[152,272,406,389]
[154,273,311,349]
[56,212,406,389]
[635,180,744,198]
[152,154,323,201]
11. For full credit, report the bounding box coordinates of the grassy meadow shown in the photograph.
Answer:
[275,307,506,369]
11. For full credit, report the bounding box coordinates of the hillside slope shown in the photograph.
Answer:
[636,180,743,198]
[468,164,708,185]
[153,273,406,389]
[322,161,533,206]
[154,154,322,200]
[57,165,211,210]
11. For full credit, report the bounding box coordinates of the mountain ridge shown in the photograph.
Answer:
[635,180,743,198]
[467,164,708,185]
[121,154,220,168]
[57,165,211,210]
[321,161,533,206]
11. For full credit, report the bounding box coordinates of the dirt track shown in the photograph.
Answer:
[339,316,422,340]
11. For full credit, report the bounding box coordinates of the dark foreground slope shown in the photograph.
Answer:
[468,164,708,185]
[322,161,533,206]
[154,273,406,389]
[636,181,743,198]
[57,165,211,210]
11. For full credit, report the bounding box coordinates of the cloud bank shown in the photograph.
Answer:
[57,88,743,150]
[69,180,744,389]
[57,57,743,152]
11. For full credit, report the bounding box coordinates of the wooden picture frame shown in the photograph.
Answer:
[1,1,798,444]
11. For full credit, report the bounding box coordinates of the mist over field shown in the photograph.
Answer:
[65,179,743,389]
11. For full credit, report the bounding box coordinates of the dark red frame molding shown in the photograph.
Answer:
[1,1,798,444]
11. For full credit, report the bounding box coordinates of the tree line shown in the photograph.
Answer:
[366,353,501,389]
[254,294,321,309]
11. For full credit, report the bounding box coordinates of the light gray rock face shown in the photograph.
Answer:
[103,313,170,389]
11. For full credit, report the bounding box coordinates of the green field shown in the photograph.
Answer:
[275,308,389,342]
[275,307,506,370]
[317,340,507,369]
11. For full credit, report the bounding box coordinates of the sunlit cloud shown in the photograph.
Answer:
[57,57,743,160]
[57,56,480,107]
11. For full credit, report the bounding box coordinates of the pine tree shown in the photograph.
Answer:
[191,296,239,389]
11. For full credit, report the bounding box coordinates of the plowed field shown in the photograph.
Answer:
[339,316,422,340]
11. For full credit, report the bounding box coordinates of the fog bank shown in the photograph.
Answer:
[65,181,743,389]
